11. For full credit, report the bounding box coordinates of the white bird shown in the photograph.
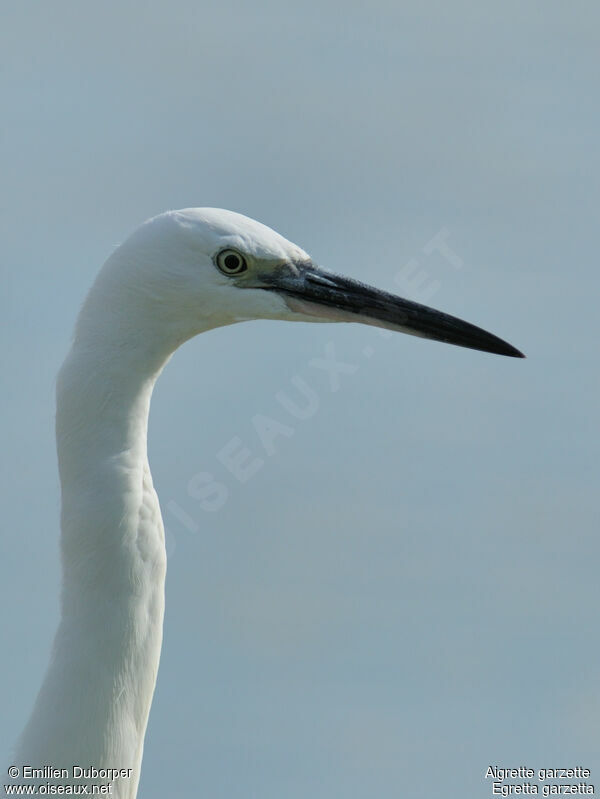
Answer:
[12,208,523,798]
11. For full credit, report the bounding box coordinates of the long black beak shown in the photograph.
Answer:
[270,264,524,358]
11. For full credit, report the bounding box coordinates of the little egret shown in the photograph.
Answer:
[13,209,523,798]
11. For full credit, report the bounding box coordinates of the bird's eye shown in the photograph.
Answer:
[216,249,248,275]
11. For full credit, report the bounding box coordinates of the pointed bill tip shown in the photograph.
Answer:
[481,338,525,359]
[507,346,526,359]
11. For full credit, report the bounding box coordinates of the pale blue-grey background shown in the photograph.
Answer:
[1,2,598,797]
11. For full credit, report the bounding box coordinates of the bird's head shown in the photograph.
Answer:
[79,207,524,359]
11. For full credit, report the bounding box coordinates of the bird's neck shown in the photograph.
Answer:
[16,337,172,798]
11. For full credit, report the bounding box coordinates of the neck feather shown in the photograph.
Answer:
[16,324,173,798]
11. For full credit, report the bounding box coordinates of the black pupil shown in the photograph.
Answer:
[224,253,241,271]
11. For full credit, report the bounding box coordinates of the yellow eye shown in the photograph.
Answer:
[216,249,248,275]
